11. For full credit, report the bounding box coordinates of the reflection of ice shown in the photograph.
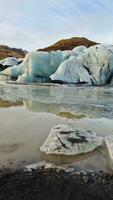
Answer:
[23,100,63,113]
[0,83,113,118]
[0,143,25,153]
[23,101,86,119]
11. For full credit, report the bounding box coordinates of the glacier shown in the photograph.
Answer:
[0,50,70,83]
[0,44,113,85]
[51,45,113,85]
[50,56,93,85]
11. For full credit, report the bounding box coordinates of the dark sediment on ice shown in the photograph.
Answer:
[0,167,113,200]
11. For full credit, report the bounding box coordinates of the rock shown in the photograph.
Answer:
[0,64,7,71]
[0,45,27,60]
[38,37,98,51]
[40,125,102,155]
[50,56,93,85]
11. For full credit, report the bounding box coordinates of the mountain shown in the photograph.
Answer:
[38,37,98,52]
[0,45,27,60]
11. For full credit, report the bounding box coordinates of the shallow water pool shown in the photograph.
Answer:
[0,83,113,171]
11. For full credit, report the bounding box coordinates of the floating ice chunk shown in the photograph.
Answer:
[40,124,102,155]
[0,57,18,67]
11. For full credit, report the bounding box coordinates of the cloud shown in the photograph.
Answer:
[0,0,113,50]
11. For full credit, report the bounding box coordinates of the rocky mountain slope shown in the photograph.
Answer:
[38,37,98,51]
[0,45,27,60]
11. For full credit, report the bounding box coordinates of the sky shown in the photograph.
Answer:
[0,0,113,51]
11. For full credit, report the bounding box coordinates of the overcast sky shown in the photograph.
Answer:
[0,0,113,51]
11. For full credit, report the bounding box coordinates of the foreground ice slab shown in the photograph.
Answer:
[40,125,102,155]
[105,136,113,170]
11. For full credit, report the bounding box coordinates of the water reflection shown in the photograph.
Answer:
[0,143,25,153]
[40,147,107,172]
[0,83,113,118]
[0,99,23,108]
[0,83,113,170]
[23,100,86,119]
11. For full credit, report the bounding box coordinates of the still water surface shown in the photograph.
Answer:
[0,83,113,171]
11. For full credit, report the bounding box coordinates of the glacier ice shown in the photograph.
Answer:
[1,51,68,83]
[79,45,113,85]
[0,57,19,67]
[71,45,87,57]
[1,44,113,85]
[50,45,113,85]
[50,56,92,85]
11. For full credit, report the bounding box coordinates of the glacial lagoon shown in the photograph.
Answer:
[0,83,113,171]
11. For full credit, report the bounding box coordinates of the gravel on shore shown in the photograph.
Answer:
[0,167,113,200]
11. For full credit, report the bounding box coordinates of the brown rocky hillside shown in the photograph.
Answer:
[0,45,27,60]
[38,37,98,52]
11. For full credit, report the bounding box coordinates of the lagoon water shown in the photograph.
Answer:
[0,82,113,171]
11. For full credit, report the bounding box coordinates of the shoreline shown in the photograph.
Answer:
[0,167,113,200]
